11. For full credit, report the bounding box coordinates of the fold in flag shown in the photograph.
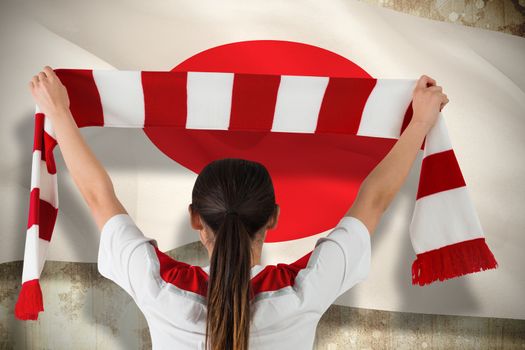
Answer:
[15,68,498,320]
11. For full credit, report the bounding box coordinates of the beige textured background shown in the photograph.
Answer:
[1,0,524,349]
[361,0,525,37]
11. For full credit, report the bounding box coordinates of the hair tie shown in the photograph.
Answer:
[225,209,239,217]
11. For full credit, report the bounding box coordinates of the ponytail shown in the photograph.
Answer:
[206,212,252,350]
[191,158,277,350]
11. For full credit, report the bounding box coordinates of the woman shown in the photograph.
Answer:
[29,66,448,350]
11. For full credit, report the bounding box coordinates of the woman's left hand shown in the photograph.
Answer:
[28,66,70,117]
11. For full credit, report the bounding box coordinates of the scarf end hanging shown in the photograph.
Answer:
[14,279,44,320]
[411,237,499,286]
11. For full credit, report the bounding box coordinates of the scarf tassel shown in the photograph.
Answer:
[14,279,44,320]
[411,237,499,286]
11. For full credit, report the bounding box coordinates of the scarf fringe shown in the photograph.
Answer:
[14,279,44,320]
[411,237,499,286]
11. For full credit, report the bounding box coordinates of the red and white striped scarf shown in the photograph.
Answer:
[15,68,498,320]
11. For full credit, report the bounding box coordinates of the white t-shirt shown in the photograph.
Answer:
[97,213,371,350]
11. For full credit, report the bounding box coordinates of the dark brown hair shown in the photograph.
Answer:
[190,158,277,350]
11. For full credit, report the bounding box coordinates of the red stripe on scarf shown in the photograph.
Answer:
[54,69,104,127]
[33,113,44,152]
[142,71,188,127]
[417,149,466,200]
[27,188,57,241]
[316,77,376,135]
[230,73,281,131]
[43,131,57,174]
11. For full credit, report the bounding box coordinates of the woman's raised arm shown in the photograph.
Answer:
[346,74,449,235]
[29,66,127,231]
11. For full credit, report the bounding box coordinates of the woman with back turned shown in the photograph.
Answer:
[28,66,448,349]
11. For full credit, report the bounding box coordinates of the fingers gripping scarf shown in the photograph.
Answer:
[15,69,498,320]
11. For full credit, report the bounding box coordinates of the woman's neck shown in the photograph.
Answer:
[251,250,262,267]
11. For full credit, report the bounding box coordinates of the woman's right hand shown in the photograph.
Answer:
[410,74,449,131]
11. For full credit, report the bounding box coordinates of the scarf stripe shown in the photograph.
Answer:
[15,68,498,320]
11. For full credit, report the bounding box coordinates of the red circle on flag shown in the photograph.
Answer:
[143,40,395,242]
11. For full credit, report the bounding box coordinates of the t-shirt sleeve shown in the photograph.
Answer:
[295,216,371,314]
[97,213,160,302]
